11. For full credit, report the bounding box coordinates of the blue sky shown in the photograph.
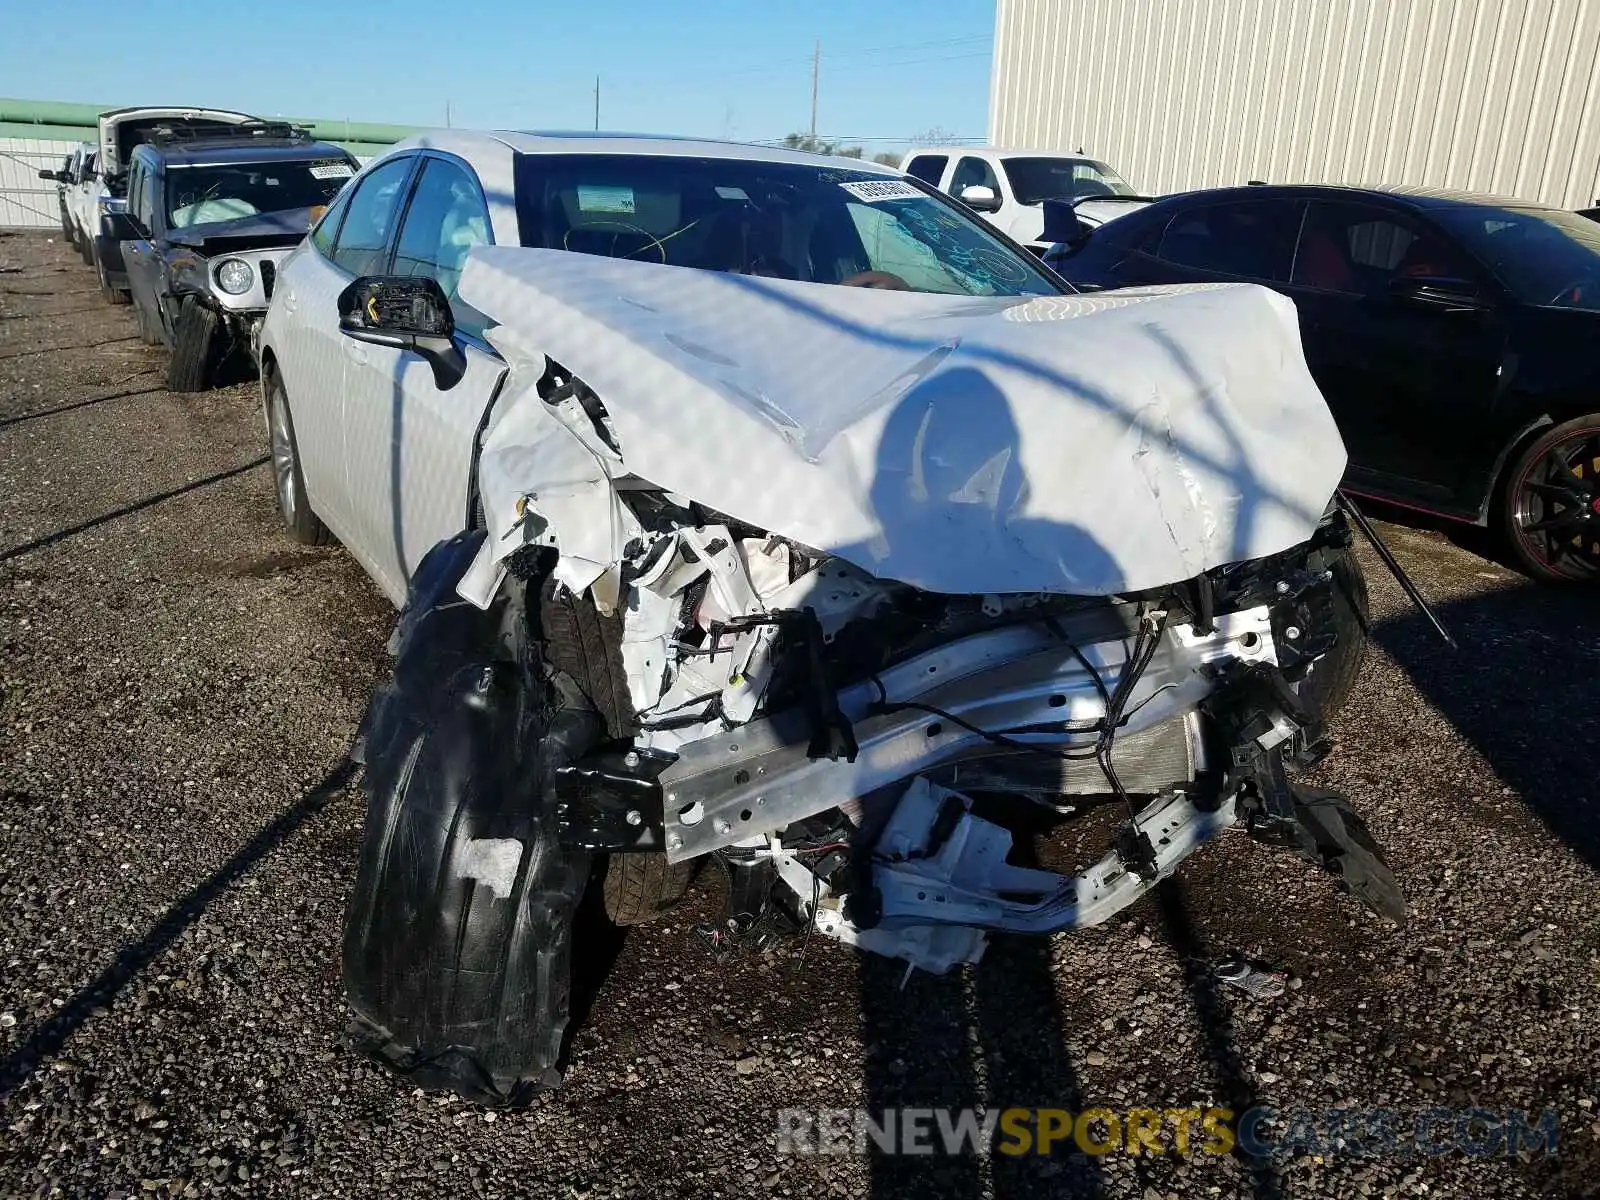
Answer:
[6,1,995,152]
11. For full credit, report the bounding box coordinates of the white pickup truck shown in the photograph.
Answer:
[901,146,1151,253]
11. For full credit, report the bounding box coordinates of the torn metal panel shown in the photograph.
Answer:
[456,247,1345,598]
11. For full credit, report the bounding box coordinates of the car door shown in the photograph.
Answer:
[120,160,161,322]
[1280,200,1508,503]
[271,154,421,549]
[339,152,506,602]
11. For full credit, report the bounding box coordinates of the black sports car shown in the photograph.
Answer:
[1047,184,1600,582]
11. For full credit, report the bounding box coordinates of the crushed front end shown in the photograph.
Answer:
[548,499,1396,976]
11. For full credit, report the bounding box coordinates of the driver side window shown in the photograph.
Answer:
[950,156,999,198]
[391,156,493,336]
[330,155,415,277]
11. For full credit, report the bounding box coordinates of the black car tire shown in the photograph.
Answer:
[602,853,694,926]
[1501,415,1600,584]
[1297,540,1369,721]
[78,229,93,266]
[167,296,221,391]
[95,248,130,305]
[264,371,329,546]
[133,297,164,346]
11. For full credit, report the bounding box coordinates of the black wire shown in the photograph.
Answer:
[870,696,1103,762]
[1092,605,1171,821]
[792,868,821,977]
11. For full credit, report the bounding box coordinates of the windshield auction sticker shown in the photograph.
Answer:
[838,179,925,204]
[309,162,354,179]
[577,185,637,215]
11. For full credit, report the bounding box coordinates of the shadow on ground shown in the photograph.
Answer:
[0,759,357,1097]
[1371,580,1600,871]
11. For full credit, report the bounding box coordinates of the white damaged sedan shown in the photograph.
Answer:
[258,131,1393,1104]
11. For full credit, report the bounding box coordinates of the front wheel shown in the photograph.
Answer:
[1501,416,1600,584]
[166,296,220,391]
[1295,538,1369,721]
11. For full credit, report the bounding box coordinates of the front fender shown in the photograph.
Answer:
[166,249,212,303]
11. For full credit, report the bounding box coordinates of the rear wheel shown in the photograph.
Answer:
[133,296,164,345]
[95,247,129,305]
[264,371,329,546]
[166,296,220,391]
[1502,416,1600,584]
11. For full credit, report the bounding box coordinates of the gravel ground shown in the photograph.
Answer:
[0,230,1596,1199]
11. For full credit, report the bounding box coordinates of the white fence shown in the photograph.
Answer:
[1,136,81,229]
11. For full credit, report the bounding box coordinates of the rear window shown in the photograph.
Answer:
[511,153,1061,298]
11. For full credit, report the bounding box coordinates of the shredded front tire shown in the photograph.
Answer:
[166,296,220,392]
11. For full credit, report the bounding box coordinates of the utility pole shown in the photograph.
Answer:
[809,41,819,144]
[445,100,452,128]
[594,77,600,131]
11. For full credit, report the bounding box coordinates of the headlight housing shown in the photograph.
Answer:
[215,258,254,296]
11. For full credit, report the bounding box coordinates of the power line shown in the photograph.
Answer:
[750,133,987,146]
[824,50,992,73]
[616,34,994,82]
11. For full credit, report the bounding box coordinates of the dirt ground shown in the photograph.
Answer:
[1,229,1596,1199]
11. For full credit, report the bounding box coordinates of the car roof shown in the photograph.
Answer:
[135,138,352,167]
[1152,181,1564,214]
[906,146,1102,160]
[392,128,901,174]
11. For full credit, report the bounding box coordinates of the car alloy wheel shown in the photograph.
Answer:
[267,384,300,528]
[1510,424,1600,581]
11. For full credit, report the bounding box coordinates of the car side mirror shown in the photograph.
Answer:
[101,210,144,242]
[1387,275,1489,313]
[338,276,466,390]
[958,184,1002,213]
[1041,197,1092,245]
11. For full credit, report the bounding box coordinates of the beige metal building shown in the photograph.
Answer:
[989,0,1600,210]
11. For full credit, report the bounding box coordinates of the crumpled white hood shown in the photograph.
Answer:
[456,248,1345,601]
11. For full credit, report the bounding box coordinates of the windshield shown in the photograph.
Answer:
[166,159,355,228]
[1433,205,1600,311]
[1001,157,1135,206]
[512,154,1061,298]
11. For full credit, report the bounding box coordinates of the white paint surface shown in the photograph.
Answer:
[459,247,1345,602]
